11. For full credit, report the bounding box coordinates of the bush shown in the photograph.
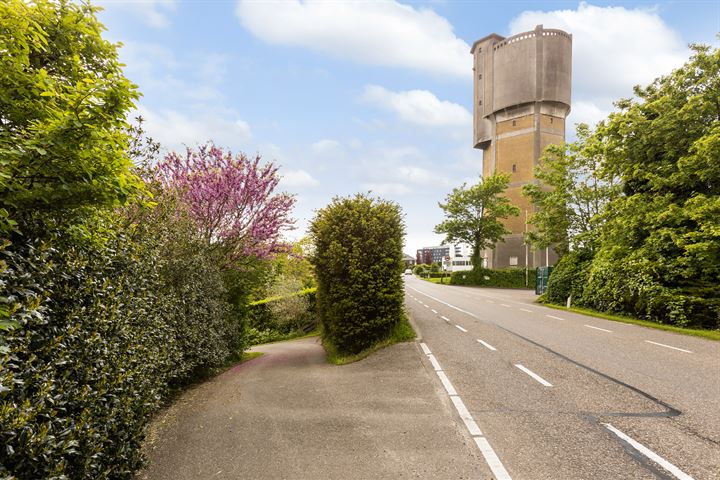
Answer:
[0,224,174,479]
[544,251,592,305]
[450,267,535,289]
[310,194,405,355]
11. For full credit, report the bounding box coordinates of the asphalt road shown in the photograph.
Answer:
[404,275,720,479]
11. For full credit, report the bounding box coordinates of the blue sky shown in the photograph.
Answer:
[95,0,720,255]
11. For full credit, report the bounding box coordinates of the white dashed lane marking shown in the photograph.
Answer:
[645,340,693,354]
[585,325,612,333]
[515,364,553,387]
[545,314,565,320]
[455,325,468,333]
[603,424,695,480]
[519,308,533,313]
[477,339,497,351]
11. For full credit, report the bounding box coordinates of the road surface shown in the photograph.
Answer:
[404,275,720,479]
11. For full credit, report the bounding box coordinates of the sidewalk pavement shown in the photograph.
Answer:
[138,336,486,479]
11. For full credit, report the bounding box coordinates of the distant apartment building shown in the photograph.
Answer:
[416,244,473,272]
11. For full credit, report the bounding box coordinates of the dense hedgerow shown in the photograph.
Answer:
[450,267,535,290]
[310,194,405,355]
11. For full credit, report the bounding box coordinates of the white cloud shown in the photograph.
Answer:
[510,2,688,127]
[566,100,610,129]
[362,85,472,127]
[97,0,177,28]
[235,0,470,77]
[280,169,320,188]
[311,139,341,154]
[134,105,252,152]
[397,166,435,185]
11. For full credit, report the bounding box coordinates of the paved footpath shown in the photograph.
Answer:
[139,336,492,479]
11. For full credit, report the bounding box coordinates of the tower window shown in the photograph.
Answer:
[512,120,516,126]
[550,117,554,124]
[478,100,482,106]
[478,74,482,80]
[512,164,517,173]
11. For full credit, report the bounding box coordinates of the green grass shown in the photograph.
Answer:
[417,276,451,284]
[324,315,416,365]
[541,302,720,341]
[240,351,265,362]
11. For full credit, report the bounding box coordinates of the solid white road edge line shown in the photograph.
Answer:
[436,371,457,396]
[450,395,483,436]
[477,339,497,351]
[420,342,512,480]
[427,354,442,371]
[603,423,695,480]
[474,437,512,480]
[644,340,693,354]
[514,364,553,387]
[455,325,468,333]
[584,324,613,333]
[545,314,565,320]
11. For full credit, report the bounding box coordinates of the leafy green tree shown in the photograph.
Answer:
[310,194,405,354]
[0,0,141,232]
[523,124,619,257]
[571,44,719,327]
[435,173,519,266]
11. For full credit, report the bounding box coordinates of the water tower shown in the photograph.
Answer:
[471,25,572,269]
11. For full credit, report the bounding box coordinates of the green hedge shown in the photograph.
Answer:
[450,267,535,289]
[0,216,246,479]
[310,194,405,355]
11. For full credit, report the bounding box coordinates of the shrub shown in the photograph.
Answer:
[0,223,175,479]
[450,267,535,289]
[310,194,405,355]
[544,251,592,305]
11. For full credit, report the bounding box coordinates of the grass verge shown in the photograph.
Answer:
[324,315,416,365]
[239,351,264,362]
[417,276,451,284]
[541,302,720,341]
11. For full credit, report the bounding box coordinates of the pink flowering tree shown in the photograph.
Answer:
[156,143,295,265]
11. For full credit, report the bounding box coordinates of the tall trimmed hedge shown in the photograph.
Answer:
[310,194,405,355]
[450,267,535,289]
[0,214,247,479]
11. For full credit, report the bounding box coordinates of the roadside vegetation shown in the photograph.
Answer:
[310,194,415,363]
[524,43,720,331]
[0,2,297,477]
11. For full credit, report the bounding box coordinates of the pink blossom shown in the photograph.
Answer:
[156,143,295,264]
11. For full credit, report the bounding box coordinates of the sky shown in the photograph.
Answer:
[94,0,720,255]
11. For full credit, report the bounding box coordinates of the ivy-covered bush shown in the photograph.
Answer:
[450,267,535,289]
[310,194,405,355]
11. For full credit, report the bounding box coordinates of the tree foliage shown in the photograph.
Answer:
[543,43,720,328]
[310,194,405,355]
[435,173,519,265]
[0,0,141,233]
[523,124,619,257]
[155,144,295,264]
